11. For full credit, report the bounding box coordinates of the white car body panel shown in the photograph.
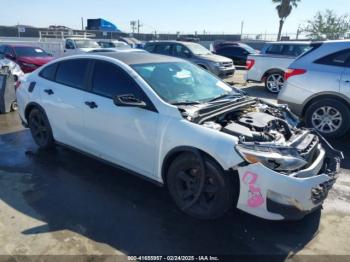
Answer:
[16,53,340,221]
[245,54,294,82]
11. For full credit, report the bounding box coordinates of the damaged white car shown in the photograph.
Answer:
[16,52,343,220]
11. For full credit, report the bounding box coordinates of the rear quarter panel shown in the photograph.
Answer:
[246,54,295,82]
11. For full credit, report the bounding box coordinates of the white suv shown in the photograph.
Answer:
[278,40,350,138]
[16,52,342,220]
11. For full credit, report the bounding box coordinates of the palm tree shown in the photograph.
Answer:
[272,0,301,40]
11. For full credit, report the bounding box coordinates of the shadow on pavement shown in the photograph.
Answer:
[0,129,322,258]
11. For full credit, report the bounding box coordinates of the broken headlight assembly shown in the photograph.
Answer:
[235,144,307,172]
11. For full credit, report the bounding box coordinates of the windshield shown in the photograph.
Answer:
[113,42,129,48]
[240,43,257,54]
[14,46,50,57]
[186,43,212,55]
[132,62,236,104]
[75,40,100,48]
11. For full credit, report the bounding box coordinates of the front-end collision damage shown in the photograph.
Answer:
[176,96,343,220]
[236,132,343,220]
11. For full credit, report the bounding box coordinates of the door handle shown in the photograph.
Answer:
[44,89,54,95]
[85,101,98,109]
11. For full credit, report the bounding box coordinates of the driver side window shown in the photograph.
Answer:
[65,40,75,49]
[91,61,145,99]
[173,44,191,58]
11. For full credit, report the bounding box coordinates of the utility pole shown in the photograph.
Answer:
[81,17,84,30]
[130,21,137,34]
[137,19,143,35]
[240,21,244,36]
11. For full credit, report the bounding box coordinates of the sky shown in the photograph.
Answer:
[1,0,349,35]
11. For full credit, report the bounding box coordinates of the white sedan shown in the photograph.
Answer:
[16,52,342,220]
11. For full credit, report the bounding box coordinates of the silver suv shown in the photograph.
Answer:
[278,40,350,137]
[144,41,235,78]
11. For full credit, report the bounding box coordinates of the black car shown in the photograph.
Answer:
[214,42,258,67]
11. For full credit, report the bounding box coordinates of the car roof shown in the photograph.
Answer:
[90,52,184,65]
[267,41,311,45]
[1,44,40,48]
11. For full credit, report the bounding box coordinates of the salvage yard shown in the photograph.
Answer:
[0,70,349,260]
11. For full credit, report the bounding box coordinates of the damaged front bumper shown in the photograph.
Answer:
[236,134,343,220]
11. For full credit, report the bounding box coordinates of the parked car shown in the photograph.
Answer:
[278,40,350,138]
[213,42,258,66]
[98,40,130,48]
[144,41,235,79]
[0,45,54,73]
[245,41,311,93]
[63,38,102,55]
[88,48,147,54]
[16,52,342,221]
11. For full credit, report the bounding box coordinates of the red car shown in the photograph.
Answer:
[0,45,54,73]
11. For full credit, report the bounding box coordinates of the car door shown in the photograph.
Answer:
[339,49,350,99]
[82,60,160,178]
[312,49,350,94]
[39,59,90,150]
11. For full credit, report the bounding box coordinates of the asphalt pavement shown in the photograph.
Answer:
[0,70,349,260]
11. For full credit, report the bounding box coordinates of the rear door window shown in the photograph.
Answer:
[55,59,90,89]
[265,44,284,55]
[315,49,350,68]
[39,63,58,81]
[282,45,310,57]
[155,44,172,55]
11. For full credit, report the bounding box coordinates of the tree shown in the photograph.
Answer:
[272,0,301,40]
[303,10,350,40]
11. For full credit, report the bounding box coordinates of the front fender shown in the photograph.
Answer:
[156,118,244,181]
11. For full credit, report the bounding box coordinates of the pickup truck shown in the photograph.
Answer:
[245,41,311,93]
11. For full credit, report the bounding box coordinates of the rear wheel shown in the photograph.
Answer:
[166,152,236,220]
[265,72,284,93]
[305,98,350,138]
[10,101,18,111]
[28,108,54,149]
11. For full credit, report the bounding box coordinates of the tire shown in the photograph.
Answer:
[10,101,18,111]
[166,152,236,220]
[265,72,284,93]
[305,98,350,138]
[28,108,54,149]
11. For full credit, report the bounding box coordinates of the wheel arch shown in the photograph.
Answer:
[302,93,350,117]
[161,146,234,186]
[24,102,46,121]
[261,68,285,82]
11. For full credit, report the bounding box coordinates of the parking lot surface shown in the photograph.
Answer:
[0,70,350,260]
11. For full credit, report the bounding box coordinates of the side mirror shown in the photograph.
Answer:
[113,94,147,108]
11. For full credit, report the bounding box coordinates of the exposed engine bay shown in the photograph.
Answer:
[178,97,343,174]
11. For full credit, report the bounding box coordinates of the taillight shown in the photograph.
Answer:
[246,59,255,70]
[15,81,21,89]
[284,68,306,80]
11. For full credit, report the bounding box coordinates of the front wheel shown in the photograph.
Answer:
[305,98,350,138]
[166,152,236,220]
[265,72,284,93]
[28,108,54,149]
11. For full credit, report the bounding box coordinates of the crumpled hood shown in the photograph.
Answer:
[18,56,54,66]
[197,54,233,63]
